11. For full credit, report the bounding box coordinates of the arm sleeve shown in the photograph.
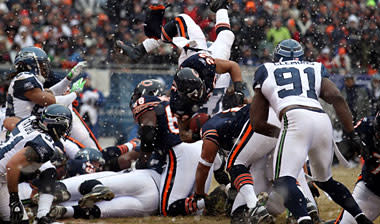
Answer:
[13,76,43,100]
[55,93,77,107]
[252,65,268,89]
[49,77,71,95]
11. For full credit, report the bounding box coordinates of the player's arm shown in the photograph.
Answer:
[136,110,157,167]
[6,146,38,193]
[214,59,242,83]
[24,88,56,106]
[118,151,140,170]
[3,116,21,132]
[215,59,245,105]
[250,89,280,138]
[320,77,354,133]
[195,139,219,195]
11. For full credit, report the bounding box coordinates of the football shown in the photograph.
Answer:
[189,113,210,134]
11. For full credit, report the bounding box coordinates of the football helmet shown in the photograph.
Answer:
[174,67,206,103]
[75,148,105,167]
[130,79,165,107]
[39,104,72,141]
[273,39,304,62]
[14,46,51,80]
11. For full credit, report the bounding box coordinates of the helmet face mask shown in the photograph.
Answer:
[174,67,205,103]
[273,39,304,62]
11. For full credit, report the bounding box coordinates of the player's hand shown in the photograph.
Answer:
[233,81,246,105]
[9,192,24,223]
[70,78,86,94]
[67,61,87,80]
[347,131,368,159]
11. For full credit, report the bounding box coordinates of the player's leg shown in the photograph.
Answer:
[337,181,380,223]
[227,120,275,223]
[160,141,213,216]
[70,108,102,151]
[61,171,117,202]
[272,109,314,223]
[308,112,371,223]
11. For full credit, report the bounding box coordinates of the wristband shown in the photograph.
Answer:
[199,157,213,167]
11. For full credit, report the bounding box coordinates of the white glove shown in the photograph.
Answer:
[66,61,87,80]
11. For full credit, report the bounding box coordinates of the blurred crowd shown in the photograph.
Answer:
[0,0,380,75]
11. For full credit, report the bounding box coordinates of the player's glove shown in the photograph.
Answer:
[70,78,86,94]
[346,131,369,159]
[66,61,87,80]
[233,81,246,104]
[116,40,147,62]
[9,192,24,223]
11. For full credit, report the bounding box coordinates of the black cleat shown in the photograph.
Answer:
[209,0,231,13]
[116,40,147,62]
[355,214,374,224]
[79,185,115,208]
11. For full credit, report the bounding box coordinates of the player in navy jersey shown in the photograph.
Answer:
[0,104,72,223]
[334,112,380,223]
[130,79,216,217]
[170,53,244,143]
[250,39,373,224]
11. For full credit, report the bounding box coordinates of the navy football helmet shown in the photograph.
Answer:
[130,79,165,107]
[14,46,51,80]
[39,104,72,141]
[174,67,206,103]
[75,148,105,166]
[273,39,304,62]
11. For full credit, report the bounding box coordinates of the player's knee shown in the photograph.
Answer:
[314,177,334,191]
[73,205,101,219]
[228,164,253,191]
[79,179,102,195]
[273,176,297,195]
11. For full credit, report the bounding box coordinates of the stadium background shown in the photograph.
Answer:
[0,0,379,223]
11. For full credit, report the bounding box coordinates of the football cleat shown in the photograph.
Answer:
[355,214,374,224]
[79,185,115,208]
[116,40,147,62]
[248,205,275,224]
[48,206,67,220]
[248,192,275,224]
[306,200,322,224]
[231,205,249,224]
[209,0,231,12]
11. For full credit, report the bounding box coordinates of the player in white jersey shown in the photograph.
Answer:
[250,39,373,224]
[47,168,161,220]
[0,104,72,223]
[5,46,102,151]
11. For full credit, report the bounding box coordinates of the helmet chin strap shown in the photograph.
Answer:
[36,74,45,84]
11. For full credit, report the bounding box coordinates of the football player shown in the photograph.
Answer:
[333,112,380,223]
[250,39,373,224]
[118,0,239,116]
[0,104,72,223]
[5,46,101,151]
